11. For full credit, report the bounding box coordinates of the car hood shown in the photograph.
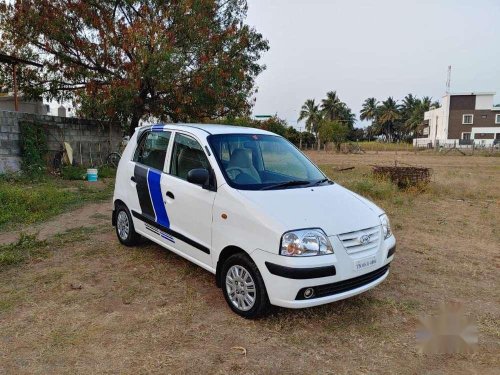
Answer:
[236,183,383,236]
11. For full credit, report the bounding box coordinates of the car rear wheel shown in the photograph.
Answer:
[221,253,270,318]
[115,203,140,246]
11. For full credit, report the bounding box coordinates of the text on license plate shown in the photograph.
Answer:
[354,256,377,272]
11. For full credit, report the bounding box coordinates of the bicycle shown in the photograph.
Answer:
[105,136,129,168]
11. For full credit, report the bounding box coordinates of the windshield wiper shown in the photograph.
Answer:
[311,178,333,186]
[260,180,311,190]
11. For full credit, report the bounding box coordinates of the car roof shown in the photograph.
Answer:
[137,123,275,137]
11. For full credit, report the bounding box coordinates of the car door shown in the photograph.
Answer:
[129,129,173,239]
[162,131,216,269]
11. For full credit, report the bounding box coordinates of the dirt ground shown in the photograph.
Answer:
[0,151,499,374]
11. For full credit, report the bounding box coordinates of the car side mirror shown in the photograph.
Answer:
[187,168,210,186]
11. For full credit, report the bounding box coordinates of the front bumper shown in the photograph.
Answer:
[251,235,395,308]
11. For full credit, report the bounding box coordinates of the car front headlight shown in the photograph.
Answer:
[280,229,334,256]
[380,214,392,239]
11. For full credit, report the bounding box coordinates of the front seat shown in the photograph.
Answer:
[227,148,261,183]
[177,147,205,180]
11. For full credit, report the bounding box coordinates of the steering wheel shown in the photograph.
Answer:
[226,166,245,180]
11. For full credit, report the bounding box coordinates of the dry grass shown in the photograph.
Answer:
[0,151,499,374]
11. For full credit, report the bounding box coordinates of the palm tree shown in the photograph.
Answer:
[404,96,440,137]
[401,94,418,121]
[360,97,379,124]
[377,97,401,142]
[298,99,322,150]
[338,103,356,128]
[321,91,343,121]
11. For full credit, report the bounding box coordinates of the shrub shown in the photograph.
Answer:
[98,165,116,178]
[61,165,87,180]
[19,121,47,178]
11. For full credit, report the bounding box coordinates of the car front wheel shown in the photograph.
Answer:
[221,253,270,318]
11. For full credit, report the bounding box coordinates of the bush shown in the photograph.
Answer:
[19,121,47,178]
[61,165,87,180]
[98,165,116,178]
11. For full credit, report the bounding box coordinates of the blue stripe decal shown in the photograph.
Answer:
[147,169,170,228]
[151,124,165,132]
[161,234,175,243]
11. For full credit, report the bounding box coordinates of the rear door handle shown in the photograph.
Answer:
[166,191,175,199]
[131,176,136,182]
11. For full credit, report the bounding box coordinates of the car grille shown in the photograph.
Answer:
[295,264,390,300]
[338,225,381,255]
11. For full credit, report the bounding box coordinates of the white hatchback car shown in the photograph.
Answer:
[112,124,396,318]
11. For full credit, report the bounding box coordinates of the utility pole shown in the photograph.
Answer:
[299,126,302,149]
[0,53,43,112]
[446,65,451,94]
[13,63,19,111]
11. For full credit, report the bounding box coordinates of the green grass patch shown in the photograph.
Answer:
[0,177,114,230]
[320,164,402,203]
[52,226,97,246]
[61,165,116,180]
[0,233,48,267]
[357,141,413,152]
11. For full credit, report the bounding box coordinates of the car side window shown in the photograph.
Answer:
[133,131,171,171]
[170,133,210,181]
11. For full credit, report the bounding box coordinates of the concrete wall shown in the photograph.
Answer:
[0,110,122,173]
[471,127,500,146]
[475,94,494,110]
[423,106,446,142]
[0,96,48,115]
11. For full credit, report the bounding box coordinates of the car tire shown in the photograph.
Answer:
[115,203,141,246]
[221,253,271,319]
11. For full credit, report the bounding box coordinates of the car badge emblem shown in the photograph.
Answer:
[360,234,371,244]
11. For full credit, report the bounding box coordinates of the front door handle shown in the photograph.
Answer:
[166,191,175,199]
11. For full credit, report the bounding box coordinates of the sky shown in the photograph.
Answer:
[245,0,500,128]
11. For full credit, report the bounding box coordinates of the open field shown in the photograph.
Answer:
[0,152,499,374]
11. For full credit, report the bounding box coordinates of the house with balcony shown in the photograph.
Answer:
[414,92,500,147]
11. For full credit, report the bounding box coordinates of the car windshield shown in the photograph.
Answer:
[207,133,328,190]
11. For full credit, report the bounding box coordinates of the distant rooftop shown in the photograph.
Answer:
[447,92,496,96]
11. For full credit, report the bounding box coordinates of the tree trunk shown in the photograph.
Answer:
[317,135,321,151]
[128,88,148,136]
[129,112,140,136]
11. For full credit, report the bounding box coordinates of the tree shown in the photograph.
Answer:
[259,116,288,136]
[0,0,269,134]
[377,97,401,141]
[338,103,356,129]
[318,119,349,152]
[321,91,342,121]
[400,94,418,121]
[360,97,379,123]
[321,91,356,129]
[404,96,440,138]
[298,99,322,150]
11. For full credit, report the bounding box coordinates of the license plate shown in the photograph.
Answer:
[354,256,377,272]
